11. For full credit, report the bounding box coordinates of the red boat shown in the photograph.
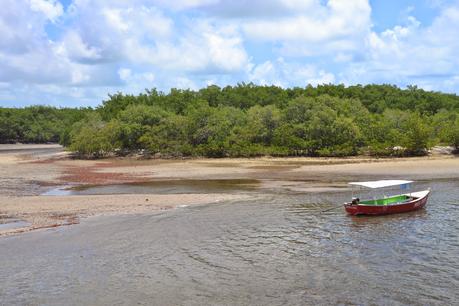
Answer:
[344,180,430,216]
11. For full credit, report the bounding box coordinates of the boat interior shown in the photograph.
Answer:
[358,194,414,206]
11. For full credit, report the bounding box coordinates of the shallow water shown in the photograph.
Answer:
[0,220,30,230]
[42,179,261,196]
[1,179,459,305]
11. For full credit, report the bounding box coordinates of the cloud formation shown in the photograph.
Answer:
[0,0,458,106]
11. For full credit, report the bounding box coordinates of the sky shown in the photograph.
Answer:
[1,0,459,107]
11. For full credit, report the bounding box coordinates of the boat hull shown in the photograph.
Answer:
[344,190,430,216]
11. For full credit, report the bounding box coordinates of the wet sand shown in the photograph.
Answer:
[0,193,248,236]
[0,144,458,236]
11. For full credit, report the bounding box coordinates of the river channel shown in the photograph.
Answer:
[0,179,458,305]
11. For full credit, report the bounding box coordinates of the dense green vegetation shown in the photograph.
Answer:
[0,106,92,144]
[1,84,459,158]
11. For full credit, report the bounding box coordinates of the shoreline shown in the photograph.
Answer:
[0,193,251,236]
[1,144,458,236]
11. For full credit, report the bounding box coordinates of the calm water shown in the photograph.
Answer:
[42,179,261,196]
[1,180,458,305]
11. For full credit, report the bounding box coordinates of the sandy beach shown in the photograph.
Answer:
[1,144,458,236]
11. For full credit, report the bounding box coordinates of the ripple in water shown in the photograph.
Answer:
[1,179,458,305]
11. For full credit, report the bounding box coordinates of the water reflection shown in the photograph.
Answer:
[0,220,30,231]
[1,179,458,305]
[43,179,261,196]
[348,208,428,227]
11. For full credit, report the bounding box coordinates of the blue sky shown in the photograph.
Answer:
[1,0,459,107]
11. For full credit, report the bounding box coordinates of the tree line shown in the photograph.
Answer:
[1,84,458,157]
[0,106,92,144]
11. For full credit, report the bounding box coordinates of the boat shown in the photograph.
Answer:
[344,180,430,216]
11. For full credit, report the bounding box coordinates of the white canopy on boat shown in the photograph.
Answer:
[348,180,413,189]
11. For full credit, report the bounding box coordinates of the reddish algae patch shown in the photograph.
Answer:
[60,163,149,185]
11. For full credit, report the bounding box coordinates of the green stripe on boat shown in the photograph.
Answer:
[359,195,411,206]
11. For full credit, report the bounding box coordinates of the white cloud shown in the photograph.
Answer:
[342,5,459,91]
[118,68,132,82]
[204,29,247,72]
[152,0,219,10]
[2,0,459,106]
[102,8,130,32]
[56,31,103,63]
[250,61,279,86]
[115,68,157,94]
[174,76,197,89]
[117,68,155,84]
[63,1,248,74]
[1,0,354,104]
[189,0,372,57]
[70,68,90,85]
[249,58,335,87]
[0,0,47,54]
[243,0,371,42]
[121,21,250,73]
[29,0,63,22]
[146,0,373,57]
[197,0,318,18]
